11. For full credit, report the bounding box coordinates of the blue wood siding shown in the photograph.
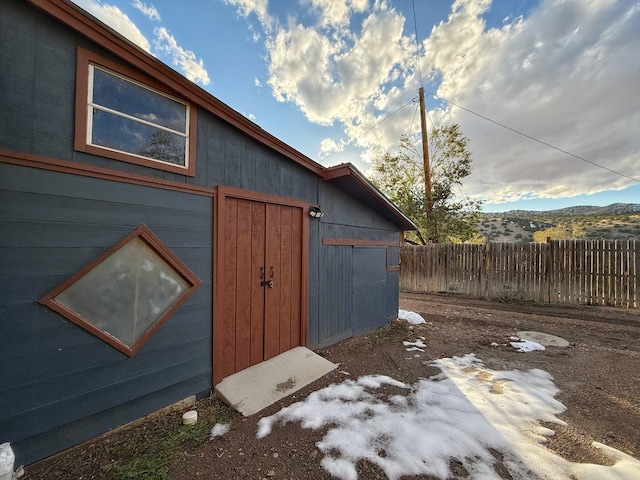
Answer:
[316,245,353,347]
[0,163,213,465]
[352,247,390,334]
[311,183,401,348]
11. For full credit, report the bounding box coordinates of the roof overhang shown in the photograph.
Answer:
[324,164,417,231]
[27,0,416,232]
[27,0,326,178]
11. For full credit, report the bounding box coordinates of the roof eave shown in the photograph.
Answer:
[324,164,417,231]
[27,0,415,232]
[27,0,326,178]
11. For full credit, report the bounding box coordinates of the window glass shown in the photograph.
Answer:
[91,110,186,166]
[54,237,190,348]
[92,67,186,132]
[87,65,189,168]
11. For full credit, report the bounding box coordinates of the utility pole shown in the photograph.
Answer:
[419,87,433,217]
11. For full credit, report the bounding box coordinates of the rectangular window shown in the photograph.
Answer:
[75,48,197,176]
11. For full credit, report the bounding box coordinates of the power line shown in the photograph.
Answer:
[427,91,640,183]
[320,97,417,162]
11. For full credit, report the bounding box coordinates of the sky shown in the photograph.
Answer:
[244,311,640,479]
[70,0,640,212]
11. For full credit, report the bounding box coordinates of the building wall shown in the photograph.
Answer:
[0,0,319,202]
[0,0,403,466]
[0,163,213,464]
[311,183,401,348]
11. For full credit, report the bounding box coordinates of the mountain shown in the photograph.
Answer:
[486,203,640,218]
[477,203,640,242]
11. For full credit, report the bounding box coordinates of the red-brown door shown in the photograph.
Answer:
[216,196,304,381]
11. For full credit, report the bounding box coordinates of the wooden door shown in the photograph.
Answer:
[216,196,304,382]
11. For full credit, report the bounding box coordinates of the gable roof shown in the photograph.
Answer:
[27,0,416,231]
[324,164,417,230]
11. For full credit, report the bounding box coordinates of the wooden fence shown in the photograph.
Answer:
[400,240,639,309]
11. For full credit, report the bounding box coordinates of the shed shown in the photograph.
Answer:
[0,0,416,466]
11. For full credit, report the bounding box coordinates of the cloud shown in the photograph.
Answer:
[304,0,369,28]
[428,0,640,203]
[266,0,414,154]
[224,0,275,33]
[153,27,211,86]
[319,137,346,158]
[73,0,151,51]
[72,1,211,88]
[131,0,161,21]
[230,0,639,205]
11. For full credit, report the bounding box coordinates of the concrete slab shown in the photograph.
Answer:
[516,331,570,347]
[214,346,337,416]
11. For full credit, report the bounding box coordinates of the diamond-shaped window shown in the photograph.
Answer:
[39,225,201,356]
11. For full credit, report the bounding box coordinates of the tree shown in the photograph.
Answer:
[138,130,184,165]
[532,223,585,242]
[371,125,482,244]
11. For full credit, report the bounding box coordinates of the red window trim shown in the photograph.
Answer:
[75,47,197,176]
[38,224,202,356]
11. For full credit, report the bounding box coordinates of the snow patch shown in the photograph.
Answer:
[511,339,546,352]
[257,353,640,480]
[398,309,425,324]
[209,423,230,440]
[403,338,426,352]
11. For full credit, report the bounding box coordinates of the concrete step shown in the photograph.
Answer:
[214,346,337,416]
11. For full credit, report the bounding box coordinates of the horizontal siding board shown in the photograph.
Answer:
[0,163,213,212]
[0,220,212,250]
[0,190,211,230]
[3,303,210,373]
[13,373,211,466]
[2,339,211,435]
[10,366,211,465]
[320,182,399,231]
[0,1,71,155]
[321,223,398,243]
[1,313,101,358]
[0,247,106,276]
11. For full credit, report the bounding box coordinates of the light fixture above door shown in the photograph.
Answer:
[309,206,324,218]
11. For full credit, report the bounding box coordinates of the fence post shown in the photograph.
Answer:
[483,238,490,298]
[545,237,552,303]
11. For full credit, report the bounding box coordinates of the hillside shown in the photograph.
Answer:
[478,203,640,242]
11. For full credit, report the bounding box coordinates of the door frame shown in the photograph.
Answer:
[213,185,312,384]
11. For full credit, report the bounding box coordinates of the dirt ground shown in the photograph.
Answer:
[26,292,639,479]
